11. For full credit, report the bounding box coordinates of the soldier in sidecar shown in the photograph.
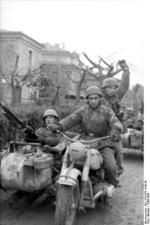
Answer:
[25,109,62,147]
[0,108,64,193]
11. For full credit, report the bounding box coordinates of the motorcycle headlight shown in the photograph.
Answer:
[68,142,86,160]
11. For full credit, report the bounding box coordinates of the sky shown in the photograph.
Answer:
[0,0,144,86]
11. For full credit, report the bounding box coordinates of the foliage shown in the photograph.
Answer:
[0,102,79,150]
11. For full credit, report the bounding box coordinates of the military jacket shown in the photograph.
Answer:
[59,104,123,138]
[102,68,130,119]
[36,127,61,146]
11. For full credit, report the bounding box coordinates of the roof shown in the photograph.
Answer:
[0,30,44,50]
[40,51,80,66]
[42,43,65,51]
[41,50,74,57]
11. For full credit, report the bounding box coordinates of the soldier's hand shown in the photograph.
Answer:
[24,126,38,142]
[118,60,129,69]
[110,130,121,142]
[48,123,62,133]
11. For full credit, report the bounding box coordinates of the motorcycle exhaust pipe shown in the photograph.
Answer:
[93,184,115,201]
[93,190,104,201]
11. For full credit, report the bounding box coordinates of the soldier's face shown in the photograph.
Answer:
[105,85,117,96]
[88,94,100,109]
[45,115,58,127]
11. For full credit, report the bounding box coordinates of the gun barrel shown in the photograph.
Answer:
[0,102,25,128]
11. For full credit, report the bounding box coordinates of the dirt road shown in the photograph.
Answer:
[0,148,143,225]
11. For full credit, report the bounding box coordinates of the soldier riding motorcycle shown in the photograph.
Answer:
[48,86,123,225]
[54,131,118,225]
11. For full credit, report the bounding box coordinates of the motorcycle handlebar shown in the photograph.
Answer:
[56,130,111,144]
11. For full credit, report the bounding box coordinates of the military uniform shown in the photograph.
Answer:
[35,127,61,146]
[102,66,130,176]
[102,68,130,120]
[59,103,123,187]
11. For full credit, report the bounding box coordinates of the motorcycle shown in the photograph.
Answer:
[122,128,144,151]
[54,131,117,225]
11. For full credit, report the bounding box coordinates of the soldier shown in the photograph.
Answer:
[35,109,61,146]
[136,108,144,130]
[49,86,123,188]
[25,109,61,146]
[101,60,130,176]
[25,109,77,146]
[124,107,136,129]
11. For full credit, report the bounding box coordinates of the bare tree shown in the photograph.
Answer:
[66,68,87,103]
[67,53,123,103]
[0,55,45,105]
[82,52,122,82]
[0,59,58,105]
[0,55,22,105]
[27,65,61,105]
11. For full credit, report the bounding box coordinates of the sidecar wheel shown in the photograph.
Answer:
[55,184,79,225]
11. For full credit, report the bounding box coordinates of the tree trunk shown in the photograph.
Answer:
[75,72,86,103]
[11,86,22,105]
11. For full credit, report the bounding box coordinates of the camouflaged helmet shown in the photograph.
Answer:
[102,77,119,89]
[43,109,58,119]
[85,86,102,99]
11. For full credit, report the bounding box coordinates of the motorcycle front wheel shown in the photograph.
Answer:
[55,184,79,225]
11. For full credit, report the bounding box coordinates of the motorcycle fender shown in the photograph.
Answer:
[58,168,81,186]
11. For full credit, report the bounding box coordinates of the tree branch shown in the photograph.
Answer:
[83,52,98,68]
[83,52,104,74]
[13,55,19,74]
[107,68,122,77]
[99,56,112,68]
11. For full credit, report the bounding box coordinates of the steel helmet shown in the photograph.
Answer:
[85,86,102,99]
[68,141,87,160]
[102,77,119,89]
[43,109,58,119]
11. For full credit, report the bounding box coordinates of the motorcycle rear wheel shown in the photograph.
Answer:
[55,184,79,225]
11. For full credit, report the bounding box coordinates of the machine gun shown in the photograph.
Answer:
[0,102,37,141]
[0,102,25,128]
